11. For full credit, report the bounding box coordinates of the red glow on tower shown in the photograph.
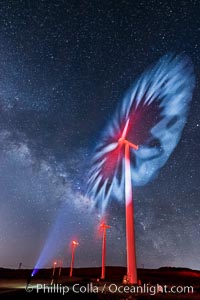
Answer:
[118,119,139,284]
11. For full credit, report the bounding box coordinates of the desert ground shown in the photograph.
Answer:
[1,267,200,299]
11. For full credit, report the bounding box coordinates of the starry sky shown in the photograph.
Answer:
[0,0,200,270]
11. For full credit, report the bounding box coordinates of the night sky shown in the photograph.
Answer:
[0,1,200,271]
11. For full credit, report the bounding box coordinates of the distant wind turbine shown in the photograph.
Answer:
[100,221,111,280]
[70,240,79,277]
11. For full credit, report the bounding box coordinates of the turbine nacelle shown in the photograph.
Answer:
[118,137,139,151]
[72,240,79,246]
[100,222,111,230]
[118,118,139,151]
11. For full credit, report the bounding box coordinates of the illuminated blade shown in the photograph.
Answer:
[121,118,130,139]
[126,140,139,150]
[100,142,118,156]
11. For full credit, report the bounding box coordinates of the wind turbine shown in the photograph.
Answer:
[100,221,111,280]
[69,240,79,277]
[52,261,57,277]
[88,54,195,284]
[51,260,57,284]
[118,118,139,283]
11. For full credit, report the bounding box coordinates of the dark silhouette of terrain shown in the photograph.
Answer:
[0,266,200,299]
[1,266,200,284]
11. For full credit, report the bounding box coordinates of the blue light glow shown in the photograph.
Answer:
[88,54,195,213]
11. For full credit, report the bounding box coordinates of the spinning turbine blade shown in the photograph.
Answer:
[88,54,195,211]
[121,118,130,139]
